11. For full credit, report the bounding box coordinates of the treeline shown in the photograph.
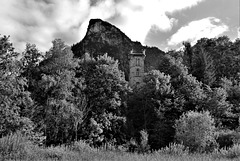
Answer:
[1,35,240,153]
[0,36,128,147]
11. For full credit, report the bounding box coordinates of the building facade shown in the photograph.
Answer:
[129,50,146,88]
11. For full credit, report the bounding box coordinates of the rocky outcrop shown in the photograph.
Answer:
[71,19,165,80]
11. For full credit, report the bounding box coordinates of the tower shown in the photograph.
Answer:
[129,49,146,88]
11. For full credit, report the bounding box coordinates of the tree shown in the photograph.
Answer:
[29,39,87,145]
[0,35,33,137]
[219,77,240,129]
[193,46,216,86]
[21,43,44,87]
[158,54,206,111]
[183,41,193,73]
[133,54,209,149]
[190,36,240,85]
[199,86,232,127]
[127,69,185,149]
[175,111,216,152]
[77,53,129,146]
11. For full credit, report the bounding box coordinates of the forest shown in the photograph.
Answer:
[1,34,240,160]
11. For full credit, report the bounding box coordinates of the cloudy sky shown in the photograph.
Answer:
[0,0,238,52]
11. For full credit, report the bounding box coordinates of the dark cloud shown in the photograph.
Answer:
[89,0,99,6]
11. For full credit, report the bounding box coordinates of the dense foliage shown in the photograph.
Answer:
[0,36,33,137]
[77,53,129,146]
[175,111,216,152]
[1,35,240,156]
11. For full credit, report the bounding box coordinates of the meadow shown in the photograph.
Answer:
[1,133,240,161]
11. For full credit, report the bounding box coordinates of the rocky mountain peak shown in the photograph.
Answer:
[72,19,165,79]
[85,19,132,46]
[87,19,116,34]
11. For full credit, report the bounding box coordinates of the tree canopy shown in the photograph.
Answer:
[1,35,240,152]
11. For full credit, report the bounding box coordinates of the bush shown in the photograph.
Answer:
[138,130,150,153]
[213,144,240,159]
[175,111,217,153]
[127,138,138,152]
[19,117,46,146]
[157,143,189,156]
[216,130,240,149]
[36,145,71,160]
[71,140,97,153]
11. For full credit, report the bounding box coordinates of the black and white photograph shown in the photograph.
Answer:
[0,0,239,160]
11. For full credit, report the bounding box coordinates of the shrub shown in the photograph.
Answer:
[157,143,189,155]
[216,129,240,149]
[128,138,138,152]
[213,144,240,159]
[19,117,46,146]
[175,111,216,153]
[36,145,70,160]
[139,130,150,153]
[71,140,97,153]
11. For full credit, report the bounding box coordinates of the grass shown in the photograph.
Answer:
[1,134,240,161]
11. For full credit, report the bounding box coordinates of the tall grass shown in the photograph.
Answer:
[213,144,240,159]
[1,133,240,161]
[157,142,189,156]
[0,132,33,160]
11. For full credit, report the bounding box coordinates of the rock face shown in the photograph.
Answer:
[71,19,165,80]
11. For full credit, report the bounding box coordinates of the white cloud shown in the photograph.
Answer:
[161,0,206,13]
[168,17,229,46]
[114,0,206,43]
[0,0,206,52]
[0,0,91,52]
[115,0,174,43]
[79,0,117,39]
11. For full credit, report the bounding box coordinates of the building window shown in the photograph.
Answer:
[136,68,140,76]
[136,58,140,66]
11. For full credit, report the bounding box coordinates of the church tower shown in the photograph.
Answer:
[129,49,146,88]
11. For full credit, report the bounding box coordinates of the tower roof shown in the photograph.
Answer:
[129,49,146,56]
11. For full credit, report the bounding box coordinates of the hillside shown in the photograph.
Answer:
[71,19,165,80]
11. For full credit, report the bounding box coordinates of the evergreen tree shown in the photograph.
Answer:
[183,41,193,73]
[193,46,216,86]
[0,35,33,137]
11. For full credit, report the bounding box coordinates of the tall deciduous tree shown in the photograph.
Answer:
[29,39,86,145]
[158,54,206,111]
[78,53,129,146]
[21,43,44,87]
[127,69,185,149]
